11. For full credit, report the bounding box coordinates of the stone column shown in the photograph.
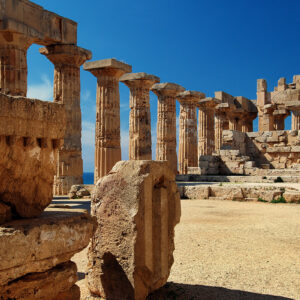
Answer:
[84,59,132,183]
[151,83,185,174]
[197,97,219,156]
[215,110,227,151]
[292,111,300,130]
[120,72,160,160]
[274,114,287,130]
[0,32,33,96]
[177,91,204,174]
[228,116,238,130]
[40,45,92,195]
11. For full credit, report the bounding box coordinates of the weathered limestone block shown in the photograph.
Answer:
[0,94,65,218]
[40,45,92,195]
[69,184,91,199]
[87,161,181,300]
[0,261,79,300]
[120,73,160,160]
[84,59,132,181]
[0,0,77,45]
[151,83,185,174]
[0,209,96,286]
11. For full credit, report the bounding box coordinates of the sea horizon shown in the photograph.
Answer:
[83,172,94,185]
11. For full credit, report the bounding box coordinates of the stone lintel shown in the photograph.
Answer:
[0,0,77,45]
[273,109,289,116]
[84,58,132,74]
[151,82,185,96]
[285,101,300,111]
[214,91,235,104]
[39,45,92,66]
[263,104,274,113]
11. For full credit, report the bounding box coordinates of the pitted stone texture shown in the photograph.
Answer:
[0,209,96,286]
[0,261,79,300]
[152,83,185,174]
[0,94,65,218]
[84,59,132,182]
[40,45,92,195]
[87,160,181,300]
[120,73,160,160]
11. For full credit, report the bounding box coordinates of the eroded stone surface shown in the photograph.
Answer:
[0,261,79,300]
[0,209,96,286]
[0,93,65,218]
[87,160,181,300]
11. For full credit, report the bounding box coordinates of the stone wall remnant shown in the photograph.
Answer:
[87,160,181,300]
[151,82,185,174]
[84,59,132,182]
[120,72,160,160]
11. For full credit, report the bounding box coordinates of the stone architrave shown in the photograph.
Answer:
[177,91,205,174]
[40,45,92,195]
[84,59,132,183]
[120,72,160,160]
[197,97,220,156]
[151,83,185,174]
[87,160,181,300]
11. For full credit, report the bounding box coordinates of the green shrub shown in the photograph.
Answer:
[271,196,286,203]
[258,197,268,203]
[274,177,284,183]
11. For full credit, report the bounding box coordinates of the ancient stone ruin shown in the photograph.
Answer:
[0,1,95,298]
[87,160,181,300]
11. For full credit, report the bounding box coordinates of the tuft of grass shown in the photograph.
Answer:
[258,197,268,203]
[219,182,223,186]
[271,196,286,203]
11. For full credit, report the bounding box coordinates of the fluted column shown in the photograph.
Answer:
[0,32,33,96]
[40,45,92,195]
[228,116,238,130]
[177,91,204,174]
[292,111,300,130]
[197,98,219,156]
[215,111,227,151]
[84,59,132,183]
[151,83,185,174]
[120,72,160,160]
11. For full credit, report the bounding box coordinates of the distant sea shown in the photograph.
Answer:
[83,172,94,184]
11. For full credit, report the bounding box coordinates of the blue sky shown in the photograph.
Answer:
[27,0,300,172]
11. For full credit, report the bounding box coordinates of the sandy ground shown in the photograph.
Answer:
[69,199,300,300]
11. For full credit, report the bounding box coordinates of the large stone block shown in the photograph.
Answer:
[0,261,79,300]
[0,94,65,218]
[87,160,181,300]
[0,209,96,286]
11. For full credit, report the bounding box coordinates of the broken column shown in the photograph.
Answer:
[177,91,204,174]
[120,72,160,160]
[151,82,185,173]
[40,45,92,195]
[84,59,132,183]
[197,97,219,156]
[87,160,181,300]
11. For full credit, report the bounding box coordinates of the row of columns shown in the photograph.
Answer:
[84,59,255,180]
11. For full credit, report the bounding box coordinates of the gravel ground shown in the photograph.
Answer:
[72,199,300,300]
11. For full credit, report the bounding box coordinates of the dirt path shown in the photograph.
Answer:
[73,200,300,299]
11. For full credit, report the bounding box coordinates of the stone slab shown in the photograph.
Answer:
[0,209,96,285]
[120,72,160,83]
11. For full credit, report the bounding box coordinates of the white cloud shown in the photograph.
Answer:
[121,129,129,160]
[27,74,53,101]
[82,121,95,147]
[82,90,91,102]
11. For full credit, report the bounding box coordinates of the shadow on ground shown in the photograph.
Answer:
[51,197,91,211]
[147,282,292,300]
